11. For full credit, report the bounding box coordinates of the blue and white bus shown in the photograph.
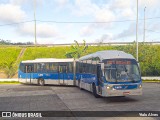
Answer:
[18,50,142,97]
[78,50,142,97]
[18,58,76,86]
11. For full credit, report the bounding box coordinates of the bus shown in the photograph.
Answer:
[78,50,142,97]
[18,50,142,97]
[18,58,76,86]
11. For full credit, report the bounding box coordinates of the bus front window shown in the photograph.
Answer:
[104,59,140,82]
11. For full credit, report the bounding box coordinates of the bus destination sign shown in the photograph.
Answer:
[106,60,131,65]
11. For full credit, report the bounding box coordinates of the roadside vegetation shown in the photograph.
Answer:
[0,81,20,84]
[0,47,22,78]
[65,40,88,58]
[142,79,160,83]
[0,41,160,77]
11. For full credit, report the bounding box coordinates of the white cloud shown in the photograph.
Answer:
[110,0,132,9]
[139,0,159,8]
[80,25,94,36]
[18,23,59,38]
[9,0,29,5]
[54,0,68,6]
[0,4,26,22]
[109,0,136,19]
[113,23,143,40]
[36,23,58,38]
[95,9,115,22]
[147,22,160,33]
[73,0,98,16]
[114,23,135,39]
[9,0,45,10]
[73,0,116,33]
[121,8,135,19]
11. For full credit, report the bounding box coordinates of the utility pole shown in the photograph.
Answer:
[34,0,37,45]
[136,0,139,61]
[143,7,146,42]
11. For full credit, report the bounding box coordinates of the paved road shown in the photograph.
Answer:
[0,83,159,120]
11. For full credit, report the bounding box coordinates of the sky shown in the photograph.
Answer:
[0,0,160,44]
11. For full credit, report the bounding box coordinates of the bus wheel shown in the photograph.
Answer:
[92,84,100,98]
[38,78,45,86]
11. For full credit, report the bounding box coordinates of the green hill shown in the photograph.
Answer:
[0,43,160,77]
[0,47,22,68]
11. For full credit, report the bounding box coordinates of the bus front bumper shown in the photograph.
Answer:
[102,87,142,97]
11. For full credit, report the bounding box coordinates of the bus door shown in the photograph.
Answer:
[97,65,103,95]
[25,65,33,84]
[58,65,67,85]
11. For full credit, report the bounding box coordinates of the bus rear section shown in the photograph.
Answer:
[18,58,76,86]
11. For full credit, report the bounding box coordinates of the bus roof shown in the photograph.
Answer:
[21,58,75,63]
[79,50,135,61]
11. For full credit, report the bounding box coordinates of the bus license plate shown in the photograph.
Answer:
[123,92,130,95]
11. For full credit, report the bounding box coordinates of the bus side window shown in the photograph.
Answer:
[79,63,83,73]
[36,63,45,73]
[37,63,42,72]
[83,63,86,73]
[68,63,73,73]
[19,63,25,72]
[50,63,58,72]
[59,65,67,73]
[45,63,50,72]
[30,66,33,72]
[25,65,33,73]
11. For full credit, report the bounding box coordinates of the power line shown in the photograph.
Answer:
[36,19,135,23]
[0,20,34,27]
[36,17,160,23]
[145,17,160,20]
[0,16,160,27]
[145,29,160,34]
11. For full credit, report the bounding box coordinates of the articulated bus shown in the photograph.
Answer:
[18,50,142,97]
[18,58,76,86]
[78,50,142,97]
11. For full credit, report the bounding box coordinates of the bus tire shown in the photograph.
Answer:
[38,78,45,86]
[92,84,100,98]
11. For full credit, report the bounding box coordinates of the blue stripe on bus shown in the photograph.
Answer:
[19,70,141,86]
[112,84,138,90]
[19,70,74,80]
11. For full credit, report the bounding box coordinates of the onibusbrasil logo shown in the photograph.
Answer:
[1,112,42,118]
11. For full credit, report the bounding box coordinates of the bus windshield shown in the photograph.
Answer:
[104,59,140,82]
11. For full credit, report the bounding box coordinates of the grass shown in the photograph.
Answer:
[0,81,20,84]
[142,79,160,83]
[1,44,160,76]
[0,47,22,67]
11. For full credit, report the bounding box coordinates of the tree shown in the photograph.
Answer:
[65,40,88,59]
[2,61,17,78]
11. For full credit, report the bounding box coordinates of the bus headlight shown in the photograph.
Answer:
[106,86,111,90]
[138,84,142,88]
